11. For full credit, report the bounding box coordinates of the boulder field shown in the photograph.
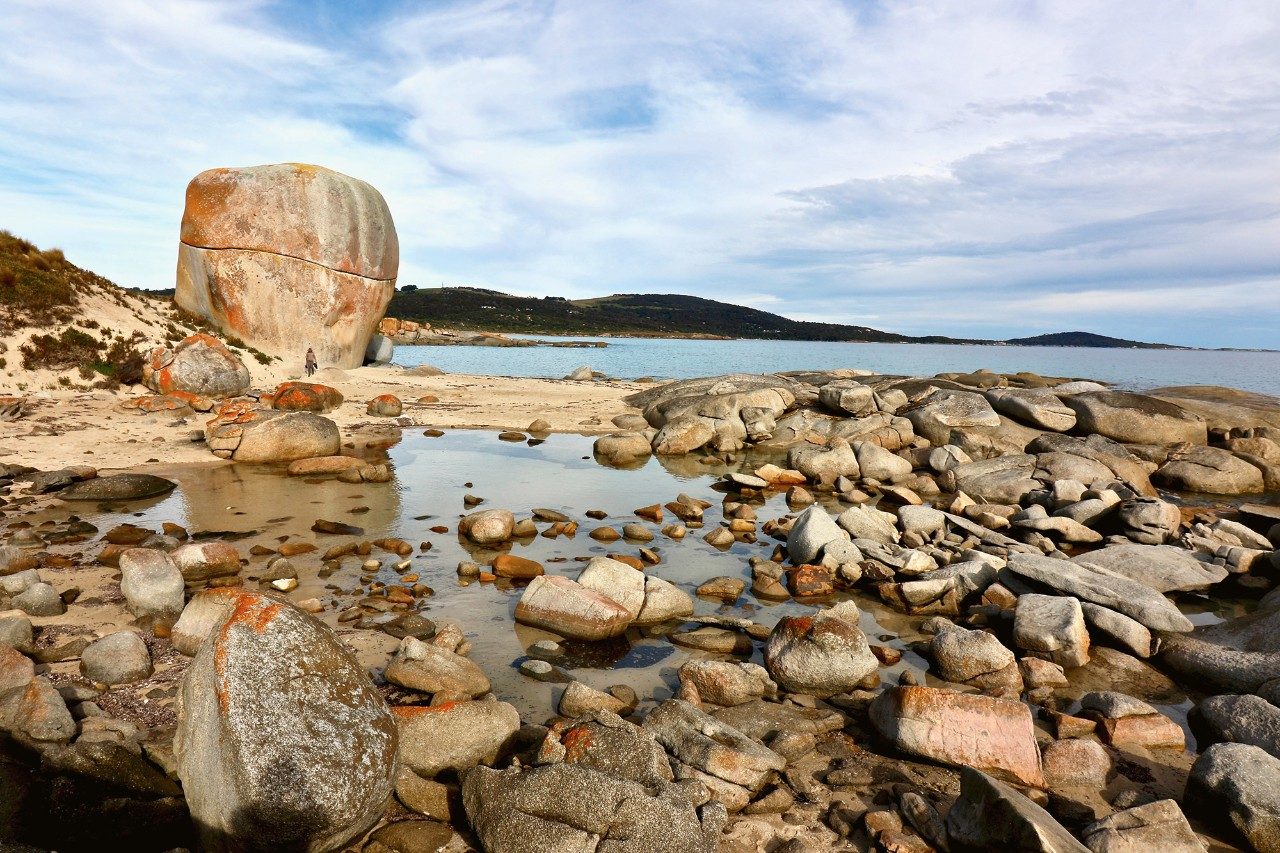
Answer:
[175,163,398,369]
[1,366,1279,851]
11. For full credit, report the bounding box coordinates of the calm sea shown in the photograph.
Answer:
[393,336,1280,397]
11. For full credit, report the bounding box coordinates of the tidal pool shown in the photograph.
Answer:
[29,428,1250,733]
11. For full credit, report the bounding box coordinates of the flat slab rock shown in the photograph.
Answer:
[1072,543,1227,593]
[1006,552,1194,633]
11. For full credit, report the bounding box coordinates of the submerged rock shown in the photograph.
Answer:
[59,473,176,501]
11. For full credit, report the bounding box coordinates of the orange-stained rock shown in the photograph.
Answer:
[175,590,396,850]
[267,381,344,413]
[870,685,1045,788]
[379,317,401,336]
[491,554,544,579]
[205,403,340,463]
[180,163,397,278]
[175,163,397,369]
[367,394,402,417]
[143,333,250,399]
[122,395,196,415]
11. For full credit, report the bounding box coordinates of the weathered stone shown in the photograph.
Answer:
[170,541,241,584]
[514,575,633,641]
[176,163,397,368]
[678,660,773,707]
[786,506,848,564]
[59,473,177,501]
[870,686,1045,788]
[174,590,397,852]
[643,699,785,791]
[905,389,1002,446]
[385,636,491,698]
[267,381,344,413]
[1162,598,1280,692]
[1187,742,1280,853]
[1199,694,1280,759]
[945,767,1087,851]
[463,763,722,853]
[394,699,519,777]
[1006,553,1193,633]
[764,601,878,698]
[119,548,185,625]
[458,509,515,545]
[576,557,645,621]
[1082,799,1204,853]
[80,631,152,686]
[143,333,251,398]
[1063,391,1207,445]
[1014,594,1090,669]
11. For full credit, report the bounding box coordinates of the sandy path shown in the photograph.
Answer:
[0,366,649,471]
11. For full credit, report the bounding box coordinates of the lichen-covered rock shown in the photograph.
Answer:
[266,381,344,413]
[764,601,878,697]
[143,333,251,398]
[367,394,402,417]
[175,163,398,369]
[174,590,397,852]
[394,700,519,778]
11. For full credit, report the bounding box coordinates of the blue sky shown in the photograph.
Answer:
[1,0,1278,347]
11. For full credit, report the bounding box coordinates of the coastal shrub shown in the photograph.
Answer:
[89,335,147,388]
[0,230,111,333]
[20,327,103,371]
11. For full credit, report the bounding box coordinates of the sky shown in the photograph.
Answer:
[1,0,1278,348]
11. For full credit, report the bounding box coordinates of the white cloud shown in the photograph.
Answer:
[0,0,1277,347]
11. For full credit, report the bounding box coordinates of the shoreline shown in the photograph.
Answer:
[0,366,647,472]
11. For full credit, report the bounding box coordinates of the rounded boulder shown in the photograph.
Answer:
[174,590,397,852]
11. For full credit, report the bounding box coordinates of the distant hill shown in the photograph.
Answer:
[388,286,1176,348]
[1003,331,1178,349]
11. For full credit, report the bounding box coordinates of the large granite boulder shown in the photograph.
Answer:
[174,590,397,851]
[205,403,340,462]
[1154,445,1266,495]
[1063,391,1207,445]
[904,389,1002,446]
[143,333,250,398]
[175,163,398,369]
[986,387,1076,432]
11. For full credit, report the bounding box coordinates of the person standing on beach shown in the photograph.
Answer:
[305,347,318,377]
